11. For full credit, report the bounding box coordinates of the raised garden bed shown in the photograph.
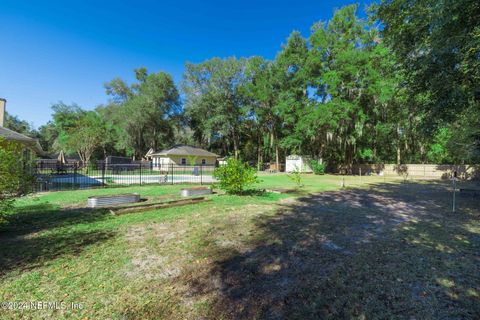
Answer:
[87,193,140,208]
[264,188,296,194]
[110,197,211,215]
[180,187,212,197]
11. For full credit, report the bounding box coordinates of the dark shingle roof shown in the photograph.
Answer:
[0,126,44,155]
[151,145,218,158]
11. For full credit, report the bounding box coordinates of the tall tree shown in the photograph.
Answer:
[105,68,181,158]
[244,57,282,169]
[376,0,480,162]
[49,102,85,154]
[183,57,249,158]
[4,113,36,137]
[275,31,309,162]
[306,5,403,167]
[66,111,105,166]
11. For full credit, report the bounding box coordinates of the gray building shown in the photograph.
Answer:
[0,98,44,156]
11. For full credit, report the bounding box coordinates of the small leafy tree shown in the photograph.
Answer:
[287,167,303,189]
[309,160,326,175]
[0,139,34,221]
[67,111,104,169]
[213,157,258,194]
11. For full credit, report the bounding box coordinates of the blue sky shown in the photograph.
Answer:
[0,0,370,128]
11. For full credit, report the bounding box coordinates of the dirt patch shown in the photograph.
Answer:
[124,222,191,280]
[177,183,480,319]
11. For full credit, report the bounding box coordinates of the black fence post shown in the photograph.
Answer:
[73,163,77,190]
[102,161,106,187]
[139,162,142,185]
[200,165,203,185]
[171,163,174,185]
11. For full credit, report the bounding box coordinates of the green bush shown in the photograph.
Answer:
[213,157,258,194]
[309,160,326,175]
[0,138,34,221]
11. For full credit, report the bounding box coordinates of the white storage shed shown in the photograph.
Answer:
[285,155,314,173]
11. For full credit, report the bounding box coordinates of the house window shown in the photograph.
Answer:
[201,159,206,165]
[181,158,186,165]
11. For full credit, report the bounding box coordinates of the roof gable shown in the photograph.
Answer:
[151,145,218,158]
[0,126,45,155]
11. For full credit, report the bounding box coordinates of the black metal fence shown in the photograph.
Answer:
[33,161,216,192]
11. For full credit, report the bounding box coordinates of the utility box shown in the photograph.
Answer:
[285,155,314,173]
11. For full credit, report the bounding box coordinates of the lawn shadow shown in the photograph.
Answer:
[0,203,116,277]
[0,203,111,238]
[183,180,480,319]
[0,229,115,276]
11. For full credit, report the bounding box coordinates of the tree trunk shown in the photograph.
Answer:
[85,154,91,174]
[257,131,263,171]
[153,128,157,151]
[397,124,401,164]
[396,140,401,165]
[275,145,280,172]
[317,144,323,163]
[345,143,354,173]
[270,130,280,171]
[77,150,85,166]
[233,133,239,159]
[268,130,273,164]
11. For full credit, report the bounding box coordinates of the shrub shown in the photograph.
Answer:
[213,157,258,194]
[0,138,34,221]
[287,167,303,189]
[309,160,326,175]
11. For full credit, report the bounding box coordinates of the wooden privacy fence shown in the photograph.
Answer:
[345,164,480,180]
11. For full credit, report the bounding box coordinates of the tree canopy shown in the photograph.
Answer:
[12,2,479,168]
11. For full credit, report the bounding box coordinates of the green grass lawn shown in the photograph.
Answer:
[1,175,479,319]
[16,184,188,207]
[257,172,393,192]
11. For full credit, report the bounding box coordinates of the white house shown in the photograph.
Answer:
[217,157,228,166]
[285,155,314,173]
[151,145,218,170]
[144,148,155,161]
